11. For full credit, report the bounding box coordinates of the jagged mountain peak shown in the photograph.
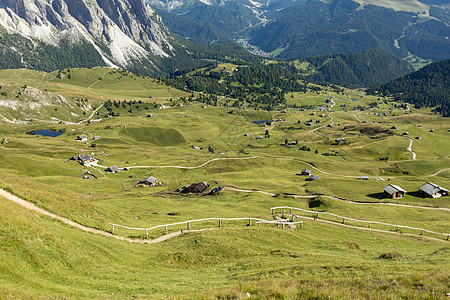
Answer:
[0,0,173,68]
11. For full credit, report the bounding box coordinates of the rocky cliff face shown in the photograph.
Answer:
[0,0,173,67]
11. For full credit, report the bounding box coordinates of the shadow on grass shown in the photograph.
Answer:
[407,191,425,198]
[366,192,387,200]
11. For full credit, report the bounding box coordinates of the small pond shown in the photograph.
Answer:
[251,120,273,125]
[30,130,63,137]
[350,98,357,101]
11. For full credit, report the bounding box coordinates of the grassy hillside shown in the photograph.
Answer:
[0,67,449,298]
[1,193,449,299]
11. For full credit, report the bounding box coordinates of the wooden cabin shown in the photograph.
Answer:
[383,184,406,199]
[419,182,448,198]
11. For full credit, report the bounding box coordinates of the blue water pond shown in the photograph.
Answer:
[251,120,273,125]
[32,130,63,137]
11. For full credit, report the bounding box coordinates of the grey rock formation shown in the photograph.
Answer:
[0,0,173,67]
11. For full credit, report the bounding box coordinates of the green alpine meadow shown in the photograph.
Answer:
[0,0,449,298]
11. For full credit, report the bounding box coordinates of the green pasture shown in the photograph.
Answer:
[1,194,449,299]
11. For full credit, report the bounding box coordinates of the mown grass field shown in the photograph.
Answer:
[0,67,449,298]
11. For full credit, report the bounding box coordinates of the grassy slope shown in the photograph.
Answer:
[1,195,449,299]
[0,67,449,298]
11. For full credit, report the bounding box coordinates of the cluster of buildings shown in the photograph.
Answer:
[301,169,320,181]
[383,182,448,199]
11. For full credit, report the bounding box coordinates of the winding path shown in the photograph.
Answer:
[428,168,450,177]
[1,187,447,244]
[99,155,449,180]
[224,187,450,212]
[405,137,416,160]
[77,103,104,125]
[308,99,335,134]
[0,188,209,244]
[121,156,258,170]
[88,67,115,89]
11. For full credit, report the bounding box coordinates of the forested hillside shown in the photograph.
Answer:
[156,9,233,44]
[0,30,105,71]
[368,59,450,116]
[249,0,450,61]
[162,63,305,110]
[164,1,259,38]
[294,48,415,88]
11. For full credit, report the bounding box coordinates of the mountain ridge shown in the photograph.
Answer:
[249,0,450,60]
[0,0,173,69]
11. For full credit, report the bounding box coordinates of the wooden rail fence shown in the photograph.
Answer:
[110,217,303,238]
[271,206,450,240]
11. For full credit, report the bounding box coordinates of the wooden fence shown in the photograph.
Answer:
[271,206,450,240]
[110,217,303,238]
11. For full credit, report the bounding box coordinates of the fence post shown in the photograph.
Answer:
[300,222,303,229]
[187,222,190,230]
[248,219,251,226]
[111,225,115,234]
[290,208,292,214]
[421,230,424,235]
[145,230,148,239]
[165,225,168,234]
[342,218,345,224]
[316,213,319,219]
[219,219,222,227]
[271,209,274,215]
[447,235,449,241]
[282,223,285,229]
[368,222,371,228]
[396,226,399,232]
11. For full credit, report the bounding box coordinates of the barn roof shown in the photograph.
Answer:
[383,184,406,195]
[419,182,448,195]
[142,176,157,182]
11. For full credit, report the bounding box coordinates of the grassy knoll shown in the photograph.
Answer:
[0,68,448,298]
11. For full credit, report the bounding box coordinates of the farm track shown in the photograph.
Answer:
[224,187,450,212]
[88,67,115,89]
[77,103,104,125]
[96,156,450,210]
[428,168,450,177]
[0,188,211,244]
[308,99,335,134]
[0,187,447,244]
[405,137,416,160]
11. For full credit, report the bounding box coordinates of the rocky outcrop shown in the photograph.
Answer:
[0,0,173,67]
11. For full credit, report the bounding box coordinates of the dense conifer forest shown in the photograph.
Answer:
[368,59,450,117]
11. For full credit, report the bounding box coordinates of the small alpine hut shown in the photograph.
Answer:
[335,138,346,144]
[194,182,209,193]
[105,165,119,173]
[138,176,158,187]
[71,154,97,165]
[301,169,312,175]
[77,134,88,142]
[419,182,448,198]
[383,184,406,199]
[307,175,320,181]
